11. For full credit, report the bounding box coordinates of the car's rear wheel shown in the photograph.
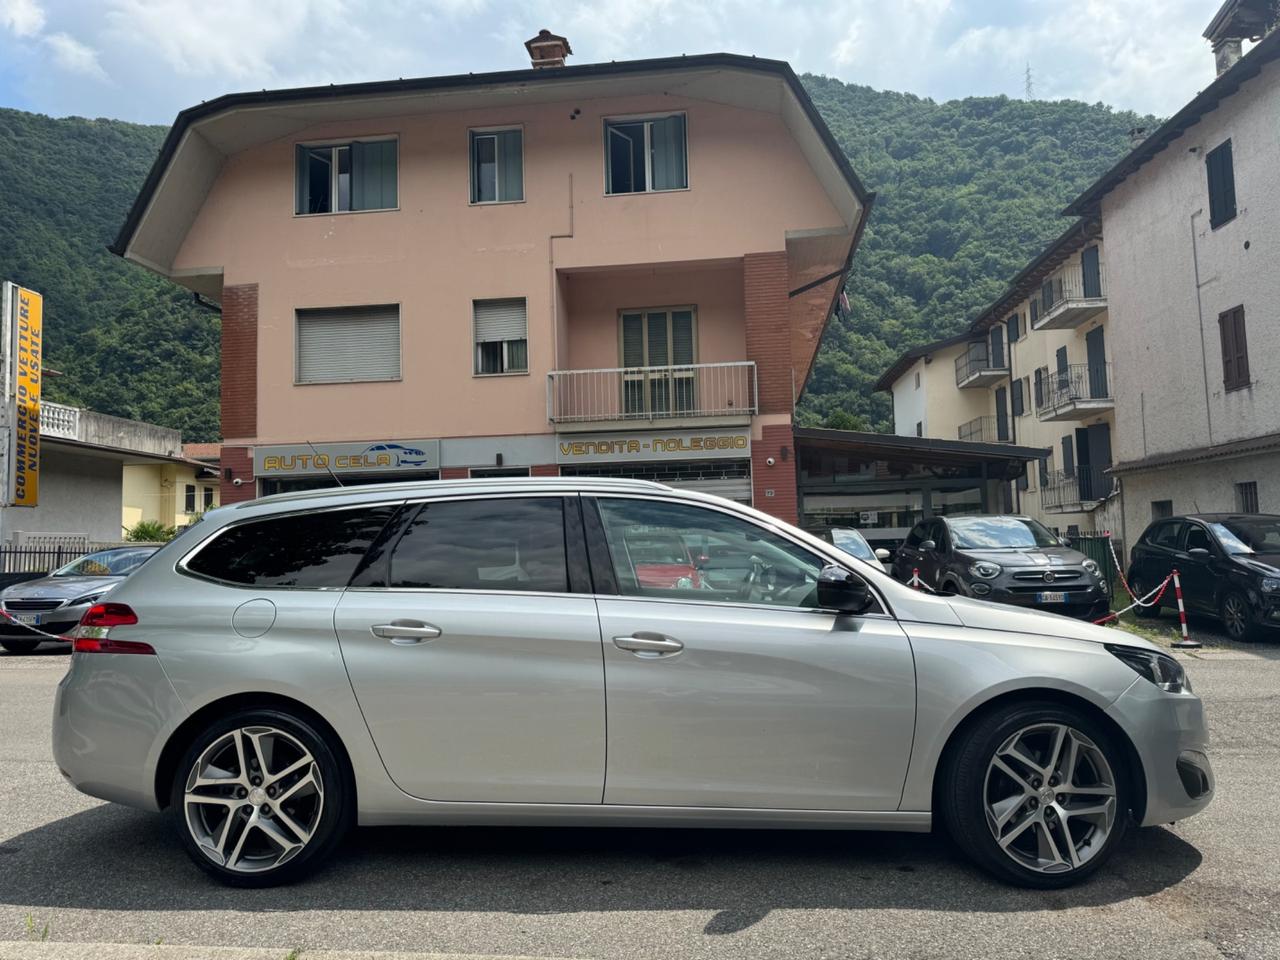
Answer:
[170,708,350,887]
[940,701,1129,888]
[1220,590,1259,642]
[0,639,40,654]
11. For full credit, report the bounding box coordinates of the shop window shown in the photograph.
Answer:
[295,138,397,214]
[297,305,401,384]
[469,467,532,478]
[470,128,524,203]
[474,298,529,375]
[605,114,687,194]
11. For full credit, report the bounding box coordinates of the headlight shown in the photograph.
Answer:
[1106,644,1189,694]
[68,592,104,607]
[1261,578,1280,593]
[968,561,1002,580]
[1083,559,1101,577]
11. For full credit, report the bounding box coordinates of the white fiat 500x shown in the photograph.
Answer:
[53,478,1212,887]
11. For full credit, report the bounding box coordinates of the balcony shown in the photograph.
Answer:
[39,401,80,440]
[1035,363,1114,422]
[954,344,1009,389]
[957,415,1010,444]
[1031,262,1107,331]
[1041,464,1115,513]
[547,361,757,428]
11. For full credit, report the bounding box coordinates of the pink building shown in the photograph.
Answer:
[112,33,872,524]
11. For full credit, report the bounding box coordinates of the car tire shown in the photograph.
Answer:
[1130,576,1162,619]
[940,701,1130,889]
[1220,590,1260,642]
[170,707,351,887]
[0,639,40,654]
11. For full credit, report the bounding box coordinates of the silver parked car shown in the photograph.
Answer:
[52,478,1213,888]
[0,546,159,654]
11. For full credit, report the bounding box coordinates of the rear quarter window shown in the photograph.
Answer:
[184,506,397,587]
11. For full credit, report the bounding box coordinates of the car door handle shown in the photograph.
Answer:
[613,632,684,656]
[371,620,442,644]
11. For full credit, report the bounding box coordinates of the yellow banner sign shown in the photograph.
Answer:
[11,287,42,507]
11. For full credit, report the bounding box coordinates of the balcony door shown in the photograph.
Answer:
[621,308,696,417]
[1085,326,1108,399]
[1081,246,1102,299]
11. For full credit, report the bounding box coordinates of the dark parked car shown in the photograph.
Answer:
[1128,513,1280,641]
[892,515,1109,621]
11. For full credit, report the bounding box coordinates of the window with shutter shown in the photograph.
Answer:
[617,307,698,415]
[1029,299,1039,327]
[1206,139,1237,229]
[296,138,397,214]
[1006,313,1020,343]
[296,305,400,383]
[474,298,529,375]
[1218,305,1249,391]
[1011,378,1025,417]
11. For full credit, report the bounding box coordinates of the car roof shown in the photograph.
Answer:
[1165,513,1280,523]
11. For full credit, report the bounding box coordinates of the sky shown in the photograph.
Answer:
[0,0,1231,125]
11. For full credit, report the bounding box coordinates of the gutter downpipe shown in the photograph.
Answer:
[548,174,575,423]
[1189,208,1215,445]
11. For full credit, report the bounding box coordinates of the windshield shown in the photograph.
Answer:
[949,516,1061,550]
[1210,518,1280,555]
[830,528,874,561]
[53,547,157,578]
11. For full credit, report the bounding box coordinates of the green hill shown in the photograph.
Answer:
[0,83,1155,441]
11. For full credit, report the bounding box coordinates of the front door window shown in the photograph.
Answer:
[620,309,695,416]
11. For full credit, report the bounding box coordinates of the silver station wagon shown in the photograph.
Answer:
[52,478,1213,888]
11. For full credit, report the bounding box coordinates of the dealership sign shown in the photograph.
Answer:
[1,282,42,507]
[555,428,750,465]
[256,439,441,477]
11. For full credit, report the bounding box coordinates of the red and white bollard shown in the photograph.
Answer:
[1170,568,1201,649]
[910,567,921,591]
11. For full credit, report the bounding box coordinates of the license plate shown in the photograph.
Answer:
[13,613,41,625]
[1036,592,1067,604]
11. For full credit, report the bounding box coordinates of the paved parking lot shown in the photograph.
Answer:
[1,633,1278,960]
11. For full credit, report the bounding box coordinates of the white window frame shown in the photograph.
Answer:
[602,112,689,197]
[473,298,529,378]
[469,125,525,206]
[294,134,399,217]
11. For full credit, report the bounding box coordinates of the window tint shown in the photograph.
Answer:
[597,497,825,608]
[187,507,396,587]
[388,498,567,592]
[1151,522,1184,549]
[1185,524,1212,553]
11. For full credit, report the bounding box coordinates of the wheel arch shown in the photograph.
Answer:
[929,686,1148,824]
[154,691,357,811]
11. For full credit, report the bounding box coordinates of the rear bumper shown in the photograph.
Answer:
[1107,677,1214,826]
[52,651,188,811]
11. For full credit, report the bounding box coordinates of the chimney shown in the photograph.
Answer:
[1127,126,1147,146]
[1213,36,1244,74]
[525,29,572,69]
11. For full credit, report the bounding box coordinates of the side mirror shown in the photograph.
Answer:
[1060,537,1072,548]
[920,539,937,552]
[874,548,891,561]
[1188,547,1211,558]
[817,564,874,615]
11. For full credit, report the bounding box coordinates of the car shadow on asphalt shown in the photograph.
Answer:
[0,804,1202,933]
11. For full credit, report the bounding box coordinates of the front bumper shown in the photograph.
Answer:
[1107,676,1214,826]
[0,618,79,640]
[970,579,1110,621]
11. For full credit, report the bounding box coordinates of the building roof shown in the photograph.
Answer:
[871,330,975,393]
[111,52,873,268]
[1065,26,1280,216]
[793,427,1049,464]
[1110,430,1280,475]
[182,442,221,462]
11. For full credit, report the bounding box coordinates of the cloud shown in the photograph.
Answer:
[44,31,107,79]
[0,0,45,36]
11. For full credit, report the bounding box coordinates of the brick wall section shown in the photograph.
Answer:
[751,423,798,525]
[219,446,255,505]
[743,252,793,416]
[530,464,560,477]
[440,467,469,480]
[221,283,259,441]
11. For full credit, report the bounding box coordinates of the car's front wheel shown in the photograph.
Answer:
[940,701,1129,888]
[0,639,40,654]
[170,708,351,887]
[1220,590,1260,642]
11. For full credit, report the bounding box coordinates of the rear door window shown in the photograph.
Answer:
[185,506,397,587]
[385,497,568,593]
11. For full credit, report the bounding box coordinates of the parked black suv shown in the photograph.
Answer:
[892,515,1110,621]
[1128,513,1280,641]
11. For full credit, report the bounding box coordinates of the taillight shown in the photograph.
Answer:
[73,603,154,655]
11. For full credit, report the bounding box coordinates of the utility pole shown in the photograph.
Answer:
[1024,62,1034,100]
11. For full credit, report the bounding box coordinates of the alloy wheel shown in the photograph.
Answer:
[983,722,1116,875]
[1223,593,1248,639]
[183,725,324,873]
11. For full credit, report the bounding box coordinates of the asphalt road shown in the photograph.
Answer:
[2,634,1278,960]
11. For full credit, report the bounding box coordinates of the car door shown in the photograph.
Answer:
[1178,522,1220,613]
[334,494,605,803]
[892,522,928,581]
[588,495,916,811]
[1140,520,1185,594]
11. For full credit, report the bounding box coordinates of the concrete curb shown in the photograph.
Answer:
[0,944,581,960]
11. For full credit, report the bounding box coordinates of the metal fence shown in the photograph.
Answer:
[1037,260,1107,315]
[1071,531,1125,597]
[954,342,1006,385]
[0,541,158,575]
[1035,362,1113,415]
[958,415,1009,443]
[547,361,757,424]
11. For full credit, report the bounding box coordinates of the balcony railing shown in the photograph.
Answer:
[39,401,80,440]
[1041,464,1115,512]
[1035,362,1114,421]
[954,343,1009,388]
[957,415,1010,444]
[547,361,757,424]
[1032,261,1107,330]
